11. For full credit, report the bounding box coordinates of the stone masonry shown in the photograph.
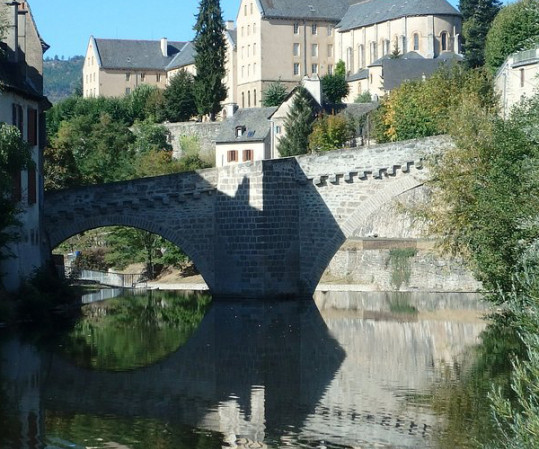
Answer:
[44,136,470,299]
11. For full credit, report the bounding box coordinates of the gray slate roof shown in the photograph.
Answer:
[258,0,352,21]
[337,0,460,31]
[382,57,459,90]
[216,107,278,143]
[93,38,187,71]
[166,42,196,70]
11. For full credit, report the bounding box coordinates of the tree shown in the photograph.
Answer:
[193,0,227,121]
[0,124,33,278]
[308,114,355,152]
[485,0,539,71]
[163,69,197,122]
[277,87,317,157]
[321,72,350,104]
[372,64,496,142]
[262,80,288,107]
[460,0,502,68]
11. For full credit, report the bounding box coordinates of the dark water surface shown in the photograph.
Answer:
[0,290,496,449]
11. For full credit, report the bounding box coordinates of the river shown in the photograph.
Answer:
[0,289,497,449]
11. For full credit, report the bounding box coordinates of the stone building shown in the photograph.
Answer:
[495,45,539,119]
[0,0,50,290]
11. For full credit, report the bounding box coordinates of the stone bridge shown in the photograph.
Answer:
[44,136,451,299]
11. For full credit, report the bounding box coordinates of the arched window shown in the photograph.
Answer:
[369,42,377,64]
[358,44,365,69]
[346,47,353,73]
[413,33,419,51]
[441,32,448,51]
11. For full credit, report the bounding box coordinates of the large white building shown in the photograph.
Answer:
[0,0,50,290]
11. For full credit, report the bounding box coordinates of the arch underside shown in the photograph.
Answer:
[45,213,215,290]
[302,175,426,294]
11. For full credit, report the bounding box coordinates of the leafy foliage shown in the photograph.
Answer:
[277,87,317,157]
[460,0,502,67]
[308,114,355,152]
[193,0,227,120]
[425,92,539,293]
[262,80,288,107]
[485,0,539,71]
[0,124,33,280]
[354,91,372,103]
[164,69,197,122]
[372,64,496,143]
[321,71,350,104]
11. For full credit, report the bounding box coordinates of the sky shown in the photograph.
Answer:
[29,0,502,59]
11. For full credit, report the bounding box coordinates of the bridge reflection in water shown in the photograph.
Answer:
[1,291,489,448]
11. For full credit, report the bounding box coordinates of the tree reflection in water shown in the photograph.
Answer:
[60,290,212,371]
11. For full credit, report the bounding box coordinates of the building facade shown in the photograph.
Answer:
[0,0,50,291]
[495,46,539,119]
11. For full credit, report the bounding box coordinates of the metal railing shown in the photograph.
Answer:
[59,266,147,288]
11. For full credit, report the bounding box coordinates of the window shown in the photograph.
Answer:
[346,47,353,72]
[248,25,250,35]
[327,25,333,36]
[248,45,250,57]
[248,90,251,107]
[369,42,377,64]
[27,168,36,205]
[311,44,318,57]
[275,125,282,134]
[253,43,256,55]
[293,23,299,34]
[250,3,253,14]
[157,73,161,82]
[311,64,318,74]
[327,64,333,75]
[253,23,256,33]
[293,43,300,56]
[293,63,300,76]
[248,64,250,76]
[413,33,419,51]
[236,125,246,137]
[383,39,390,56]
[312,23,317,35]
[327,44,333,57]
[140,73,145,81]
[27,108,37,146]
[243,149,253,161]
[126,87,131,95]
[254,89,257,106]
[241,27,244,37]
[242,92,245,108]
[358,44,365,68]
[244,4,247,15]
[227,150,238,162]
[126,73,130,81]
[12,103,23,134]
[441,32,448,51]
[520,68,525,88]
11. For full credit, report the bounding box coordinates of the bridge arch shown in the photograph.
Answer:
[301,173,426,293]
[46,213,215,290]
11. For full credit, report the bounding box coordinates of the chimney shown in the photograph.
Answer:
[301,75,322,106]
[161,37,168,57]
[225,103,238,117]
[5,1,20,63]
[225,20,235,31]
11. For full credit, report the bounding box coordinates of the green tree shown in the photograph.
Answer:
[372,64,496,142]
[321,72,350,104]
[0,124,33,279]
[164,69,197,122]
[193,0,227,121]
[308,114,355,152]
[460,0,502,68]
[262,80,288,106]
[43,145,82,190]
[485,0,539,71]
[130,120,172,155]
[277,87,317,157]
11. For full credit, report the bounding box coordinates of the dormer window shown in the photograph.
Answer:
[236,125,246,137]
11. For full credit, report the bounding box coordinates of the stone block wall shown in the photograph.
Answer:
[164,122,222,161]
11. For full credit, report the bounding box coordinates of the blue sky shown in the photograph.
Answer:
[29,0,499,59]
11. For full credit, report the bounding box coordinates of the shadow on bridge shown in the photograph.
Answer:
[42,300,345,442]
[44,159,347,299]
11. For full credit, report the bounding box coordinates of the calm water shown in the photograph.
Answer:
[0,289,496,449]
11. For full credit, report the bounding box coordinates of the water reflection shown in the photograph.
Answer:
[0,291,491,449]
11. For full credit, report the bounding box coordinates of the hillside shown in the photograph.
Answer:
[43,56,84,103]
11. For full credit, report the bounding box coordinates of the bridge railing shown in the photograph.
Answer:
[59,266,147,289]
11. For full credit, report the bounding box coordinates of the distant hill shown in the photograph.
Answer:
[43,56,84,103]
